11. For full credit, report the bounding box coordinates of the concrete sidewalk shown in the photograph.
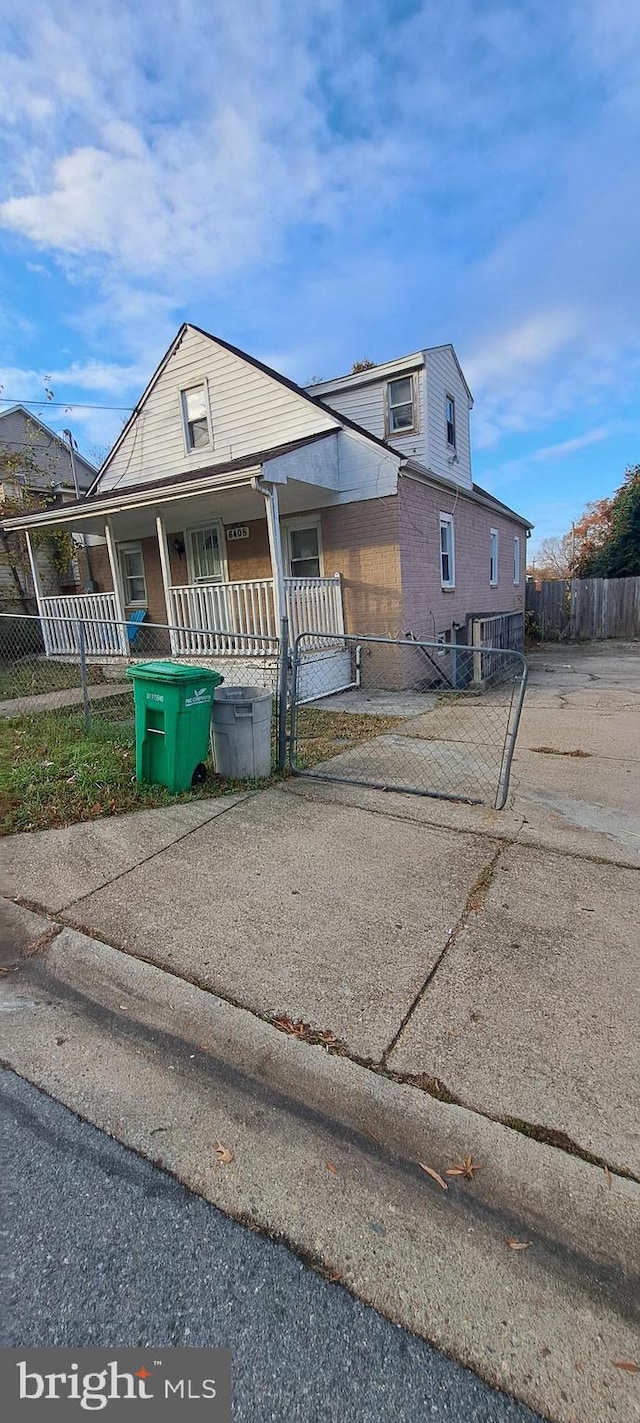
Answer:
[2,639,639,1421]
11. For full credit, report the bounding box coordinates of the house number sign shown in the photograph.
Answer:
[226,525,250,540]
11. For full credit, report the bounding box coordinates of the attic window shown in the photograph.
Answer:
[181,384,211,451]
[386,376,416,434]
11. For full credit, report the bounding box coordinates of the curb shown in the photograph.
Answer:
[27,924,640,1281]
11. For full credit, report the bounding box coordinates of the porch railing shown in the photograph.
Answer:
[39,592,127,656]
[285,575,345,647]
[36,577,346,659]
[169,579,277,656]
[168,575,345,655]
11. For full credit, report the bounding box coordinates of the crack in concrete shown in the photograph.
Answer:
[379,841,509,1067]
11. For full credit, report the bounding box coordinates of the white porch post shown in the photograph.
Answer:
[104,518,128,655]
[24,530,50,654]
[258,480,286,632]
[155,513,176,653]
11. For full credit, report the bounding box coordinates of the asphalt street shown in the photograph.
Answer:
[3,1070,541,1422]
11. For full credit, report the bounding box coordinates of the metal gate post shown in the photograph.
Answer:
[77,618,91,730]
[277,615,289,771]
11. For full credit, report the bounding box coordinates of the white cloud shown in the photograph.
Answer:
[0,0,638,463]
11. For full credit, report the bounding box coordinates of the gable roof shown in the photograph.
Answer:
[93,322,404,494]
[0,404,99,477]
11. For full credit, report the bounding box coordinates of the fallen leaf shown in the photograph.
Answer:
[419,1163,448,1191]
[505,1237,531,1250]
[214,1140,234,1166]
[325,1160,339,1174]
[613,1361,639,1373]
[603,1164,612,1189]
[326,1270,342,1283]
[446,1155,482,1180]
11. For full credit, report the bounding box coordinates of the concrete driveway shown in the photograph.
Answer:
[1,642,638,1178]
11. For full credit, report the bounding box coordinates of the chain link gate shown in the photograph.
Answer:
[289,632,527,809]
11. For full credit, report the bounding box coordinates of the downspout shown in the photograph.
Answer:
[251,475,286,630]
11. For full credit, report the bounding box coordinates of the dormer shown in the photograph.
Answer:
[307,344,473,489]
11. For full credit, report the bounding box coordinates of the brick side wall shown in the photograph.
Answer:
[321,497,402,636]
[398,476,526,641]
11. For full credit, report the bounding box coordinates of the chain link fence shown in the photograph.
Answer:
[289,632,527,809]
[0,611,278,726]
[0,611,283,833]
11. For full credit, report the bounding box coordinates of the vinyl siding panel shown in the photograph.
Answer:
[424,349,472,489]
[321,372,428,464]
[99,326,338,493]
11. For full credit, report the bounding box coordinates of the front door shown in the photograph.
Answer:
[186,523,225,583]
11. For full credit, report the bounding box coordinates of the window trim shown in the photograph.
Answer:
[118,540,148,608]
[490,528,499,587]
[180,380,213,455]
[281,516,324,579]
[439,513,456,589]
[184,520,228,584]
[513,534,520,586]
[385,374,418,437]
[445,392,457,450]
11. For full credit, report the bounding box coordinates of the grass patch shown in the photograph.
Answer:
[0,710,266,835]
[0,658,107,702]
[293,706,402,769]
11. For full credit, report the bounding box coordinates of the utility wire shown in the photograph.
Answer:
[0,397,133,410]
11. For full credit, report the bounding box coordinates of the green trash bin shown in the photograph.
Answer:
[126,661,223,792]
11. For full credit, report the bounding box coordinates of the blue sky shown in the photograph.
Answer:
[0,0,638,553]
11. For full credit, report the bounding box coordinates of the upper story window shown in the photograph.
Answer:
[445,394,456,449]
[181,383,211,451]
[386,376,416,434]
[514,535,521,585]
[490,528,499,586]
[439,514,455,588]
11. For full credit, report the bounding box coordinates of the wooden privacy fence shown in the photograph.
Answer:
[526,576,640,640]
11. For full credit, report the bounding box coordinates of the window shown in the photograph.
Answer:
[118,543,147,606]
[386,376,416,433]
[490,529,499,586]
[445,394,456,449]
[514,535,520,585]
[439,514,455,588]
[286,522,322,578]
[187,524,224,582]
[181,383,211,451]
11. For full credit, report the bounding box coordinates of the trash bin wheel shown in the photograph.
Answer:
[191,762,207,787]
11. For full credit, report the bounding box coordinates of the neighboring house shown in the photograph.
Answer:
[0,405,97,609]
[2,325,531,692]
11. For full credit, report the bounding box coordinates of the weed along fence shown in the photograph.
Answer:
[526,576,640,641]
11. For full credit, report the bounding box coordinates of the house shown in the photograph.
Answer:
[1,324,531,693]
[0,405,98,610]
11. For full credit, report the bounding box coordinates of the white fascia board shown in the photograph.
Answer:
[1,467,260,532]
[307,351,425,397]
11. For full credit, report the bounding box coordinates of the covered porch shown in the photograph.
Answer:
[9,460,350,692]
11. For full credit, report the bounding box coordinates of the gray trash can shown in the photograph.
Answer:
[210,685,273,779]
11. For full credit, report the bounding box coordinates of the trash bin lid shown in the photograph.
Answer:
[125,661,222,685]
[213,684,272,703]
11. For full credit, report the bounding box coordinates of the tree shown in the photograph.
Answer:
[530,533,575,579]
[574,466,640,578]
